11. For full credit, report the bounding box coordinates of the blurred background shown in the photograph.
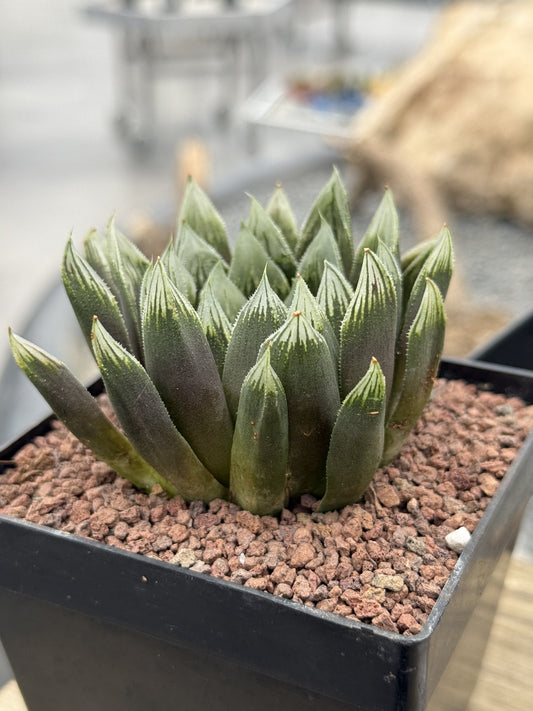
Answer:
[1,0,533,705]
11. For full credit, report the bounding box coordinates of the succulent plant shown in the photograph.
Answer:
[9,169,453,515]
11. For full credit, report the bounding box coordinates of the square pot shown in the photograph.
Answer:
[0,358,532,711]
[470,310,533,373]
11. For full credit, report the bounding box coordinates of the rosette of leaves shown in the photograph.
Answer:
[9,169,453,515]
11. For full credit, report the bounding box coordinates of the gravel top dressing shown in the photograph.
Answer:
[2,378,532,636]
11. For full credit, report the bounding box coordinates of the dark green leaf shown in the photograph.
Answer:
[62,238,131,352]
[9,329,175,496]
[349,231,378,288]
[400,237,436,272]
[289,274,339,366]
[297,167,354,276]
[266,183,299,252]
[177,176,231,262]
[246,195,297,280]
[319,358,386,511]
[340,249,397,402]
[106,216,150,362]
[223,269,288,419]
[160,240,197,306]
[228,222,290,299]
[91,317,226,502]
[297,215,343,295]
[350,188,400,286]
[363,187,400,261]
[389,227,453,415]
[382,278,446,464]
[198,260,246,323]
[401,227,451,314]
[316,260,354,340]
[141,261,234,485]
[230,348,289,516]
[175,220,229,291]
[261,311,340,498]
[83,228,121,303]
[376,237,403,334]
[197,280,232,378]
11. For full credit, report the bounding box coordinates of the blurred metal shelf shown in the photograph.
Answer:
[83,0,295,144]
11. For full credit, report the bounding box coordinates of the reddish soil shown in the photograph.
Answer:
[1,378,532,636]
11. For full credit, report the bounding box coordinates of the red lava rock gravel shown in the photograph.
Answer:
[1,378,532,636]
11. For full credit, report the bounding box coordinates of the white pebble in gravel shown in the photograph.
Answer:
[445,527,471,553]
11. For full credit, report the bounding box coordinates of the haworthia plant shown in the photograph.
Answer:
[9,169,453,515]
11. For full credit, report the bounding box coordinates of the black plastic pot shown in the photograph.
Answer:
[470,310,533,373]
[0,358,532,711]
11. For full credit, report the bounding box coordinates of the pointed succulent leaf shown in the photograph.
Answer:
[316,260,355,340]
[350,231,379,288]
[223,269,288,419]
[350,189,400,286]
[389,227,453,415]
[197,281,232,377]
[160,240,197,305]
[9,329,175,496]
[266,183,299,252]
[260,311,341,498]
[319,358,386,511]
[376,237,403,333]
[283,276,298,307]
[364,187,400,261]
[297,215,343,295]
[177,176,231,262]
[400,237,437,272]
[199,260,246,323]
[376,237,402,296]
[91,317,226,502]
[340,249,397,402]
[289,274,339,366]
[297,167,354,276]
[83,228,121,302]
[228,222,290,299]
[403,225,453,316]
[141,261,234,485]
[230,348,289,516]
[401,238,436,311]
[62,238,131,352]
[106,216,150,362]
[175,220,228,291]
[246,195,297,280]
[106,215,150,275]
[401,228,451,313]
[382,278,446,464]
